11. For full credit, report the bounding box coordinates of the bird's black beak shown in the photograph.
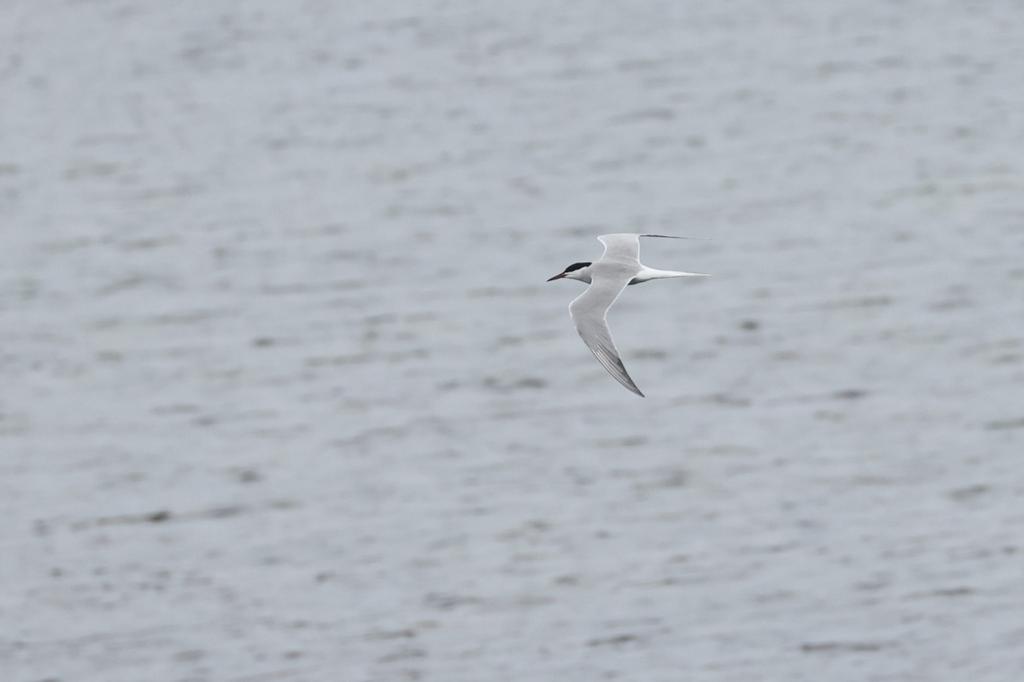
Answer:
[547,272,566,282]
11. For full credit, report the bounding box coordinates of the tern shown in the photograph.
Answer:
[547,233,708,397]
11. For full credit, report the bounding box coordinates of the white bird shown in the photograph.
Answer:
[547,233,708,397]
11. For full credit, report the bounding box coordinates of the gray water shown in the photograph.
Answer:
[2,1,1023,680]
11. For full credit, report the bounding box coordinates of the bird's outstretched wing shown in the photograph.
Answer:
[569,271,644,397]
[597,233,696,266]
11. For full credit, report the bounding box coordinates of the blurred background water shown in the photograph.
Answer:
[2,1,1023,680]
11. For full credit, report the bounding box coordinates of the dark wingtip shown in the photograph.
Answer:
[641,233,711,241]
[621,379,645,397]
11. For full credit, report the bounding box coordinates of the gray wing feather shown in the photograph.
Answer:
[596,234,641,264]
[597,233,701,266]
[569,273,644,397]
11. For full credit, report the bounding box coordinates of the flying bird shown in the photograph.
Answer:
[547,233,708,397]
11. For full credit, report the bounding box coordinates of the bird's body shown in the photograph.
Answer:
[547,234,708,397]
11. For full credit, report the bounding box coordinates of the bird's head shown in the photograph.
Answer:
[547,261,592,283]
